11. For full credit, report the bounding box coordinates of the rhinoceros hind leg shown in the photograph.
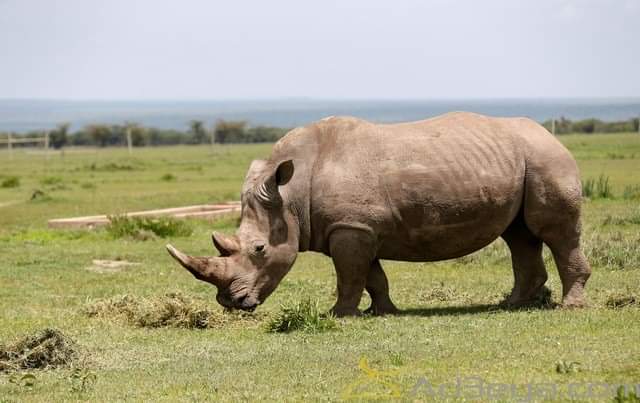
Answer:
[502,217,549,306]
[328,228,377,317]
[547,239,591,308]
[522,174,591,308]
[363,260,399,316]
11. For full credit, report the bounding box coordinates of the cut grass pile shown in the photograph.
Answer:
[0,328,78,372]
[606,292,639,309]
[266,298,338,333]
[84,292,259,329]
[106,215,193,240]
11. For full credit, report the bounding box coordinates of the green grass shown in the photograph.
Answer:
[266,298,337,333]
[583,174,614,199]
[0,135,639,401]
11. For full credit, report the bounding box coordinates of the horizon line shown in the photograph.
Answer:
[1,96,640,103]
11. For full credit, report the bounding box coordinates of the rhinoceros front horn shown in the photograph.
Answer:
[166,244,228,287]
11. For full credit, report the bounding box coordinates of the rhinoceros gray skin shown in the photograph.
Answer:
[167,112,591,316]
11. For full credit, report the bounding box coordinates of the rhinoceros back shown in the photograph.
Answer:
[302,112,529,260]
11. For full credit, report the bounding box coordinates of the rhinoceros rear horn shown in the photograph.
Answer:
[166,244,228,286]
[211,232,239,256]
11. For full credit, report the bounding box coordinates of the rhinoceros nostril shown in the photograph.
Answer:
[234,294,258,311]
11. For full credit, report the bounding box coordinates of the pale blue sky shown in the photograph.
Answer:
[1,0,639,99]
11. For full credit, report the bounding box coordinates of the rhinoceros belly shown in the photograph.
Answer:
[376,142,525,261]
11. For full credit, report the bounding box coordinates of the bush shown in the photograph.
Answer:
[160,173,176,181]
[266,299,337,333]
[0,176,20,188]
[214,120,247,144]
[107,215,193,239]
[49,123,69,149]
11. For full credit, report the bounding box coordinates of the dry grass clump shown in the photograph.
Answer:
[84,292,258,329]
[605,292,639,309]
[0,328,78,372]
[420,282,470,304]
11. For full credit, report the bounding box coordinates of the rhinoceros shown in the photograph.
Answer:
[166,112,591,316]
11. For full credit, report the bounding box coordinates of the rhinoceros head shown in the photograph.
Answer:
[166,159,298,311]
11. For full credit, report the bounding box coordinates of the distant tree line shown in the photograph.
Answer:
[541,117,640,135]
[2,117,638,149]
[0,120,290,148]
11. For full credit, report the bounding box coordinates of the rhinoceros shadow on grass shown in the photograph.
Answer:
[397,297,557,318]
[167,112,591,317]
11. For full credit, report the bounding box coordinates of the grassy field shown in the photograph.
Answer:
[0,133,639,402]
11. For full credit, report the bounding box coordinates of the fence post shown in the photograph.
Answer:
[551,118,556,135]
[126,127,133,155]
[44,130,50,160]
[210,128,215,152]
[7,132,12,160]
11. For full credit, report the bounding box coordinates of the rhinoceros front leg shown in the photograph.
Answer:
[328,228,377,317]
[364,260,399,316]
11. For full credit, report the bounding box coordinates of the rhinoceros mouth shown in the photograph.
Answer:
[217,291,260,312]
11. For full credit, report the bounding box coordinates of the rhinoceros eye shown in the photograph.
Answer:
[254,244,265,253]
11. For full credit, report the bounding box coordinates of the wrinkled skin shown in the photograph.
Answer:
[167,112,591,316]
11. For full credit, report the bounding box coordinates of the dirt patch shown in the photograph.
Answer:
[0,328,78,372]
[85,259,140,273]
[84,292,261,329]
[0,200,19,209]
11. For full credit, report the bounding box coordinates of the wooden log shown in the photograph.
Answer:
[47,203,241,229]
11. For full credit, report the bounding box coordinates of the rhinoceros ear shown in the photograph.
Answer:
[274,160,294,186]
[255,160,294,207]
[212,232,240,256]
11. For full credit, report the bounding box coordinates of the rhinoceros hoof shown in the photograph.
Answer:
[364,304,400,316]
[330,306,363,317]
[561,297,588,309]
